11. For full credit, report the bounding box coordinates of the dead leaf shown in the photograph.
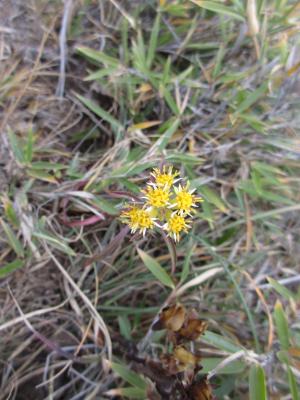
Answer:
[161,346,201,374]
[174,346,201,369]
[152,304,186,332]
[128,120,162,132]
[188,376,213,400]
[177,318,208,342]
[138,83,152,93]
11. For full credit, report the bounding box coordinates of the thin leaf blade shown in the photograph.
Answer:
[249,364,267,400]
[138,249,175,289]
[76,94,123,132]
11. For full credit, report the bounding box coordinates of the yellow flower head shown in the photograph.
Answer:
[121,206,155,236]
[150,166,180,188]
[171,183,202,216]
[142,185,170,208]
[163,213,190,242]
[120,165,201,241]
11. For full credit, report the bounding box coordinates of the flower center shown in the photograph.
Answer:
[168,214,186,234]
[176,191,193,212]
[156,174,174,187]
[146,187,170,208]
[138,210,154,229]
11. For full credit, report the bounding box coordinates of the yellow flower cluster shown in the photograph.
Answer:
[121,166,202,242]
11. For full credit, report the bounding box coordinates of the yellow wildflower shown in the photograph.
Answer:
[121,206,155,236]
[170,183,202,216]
[120,166,201,241]
[163,213,190,242]
[143,185,170,208]
[150,166,180,188]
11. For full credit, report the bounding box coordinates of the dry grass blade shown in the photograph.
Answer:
[176,267,223,296]
[0,300,69,332]
[44,244,112,361]
[243,271,274,352]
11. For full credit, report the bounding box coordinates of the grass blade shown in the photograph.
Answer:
[7,129,25,164]
[146,13,161,69]
[0,259,24,278]
[0,219,24,257]
[199,185,228,213]
[76,46,119,68]
[137,249,175,289]
[76,94,123,132]
[24,128,34,163]
[191,0,245,22]
[202,331,242,353]
[249,364,267,400]
[111,361,147,390]
[267,277,296,301]
[152,117,180,152]
[273,300,290,350]
[287,365,300,400]
[233,82,268,116]
[33,231,76,256]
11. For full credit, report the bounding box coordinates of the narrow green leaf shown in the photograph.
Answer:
[200,200,214,225]
[277,349,290,364]
[7,129,25,164]
[132,31,148,75]
[147,13,161,69]
[166,153,203,165]
[287,365,300,400]
[27,169,57,183]
[76,94,123,132]
[111,362,147,390]
[84,67,116,81]
[199,185,228,213]
[137,249,175,289]
[238,113,267,133]
[180,244,194,283]
[258,190,294,205]
[3,200,19,227]
[160,85,180,115]
[92,197,119,215]
[202,331,242,353]
[0,259,24,278]
[212,44,225,78]
[274,300,290,350]
[118,315,131,340]
[111,161,155,178]
[162,56,172,85]
[252,161,285,176]
[201,357,245,374]
[0,219,24,257]
[29,162,67,171]
[121,18,129,65]
[137,30,147,67]
[24,128,34,163]
[267,277,296,301]
[233,82,268,116]
[191,0,245,22]
[33,231,76,256]
[120,178,140,194]
[249,364,267,400]
[76,46,119,68]
[251,170,263,194]
[154,117,180,151]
